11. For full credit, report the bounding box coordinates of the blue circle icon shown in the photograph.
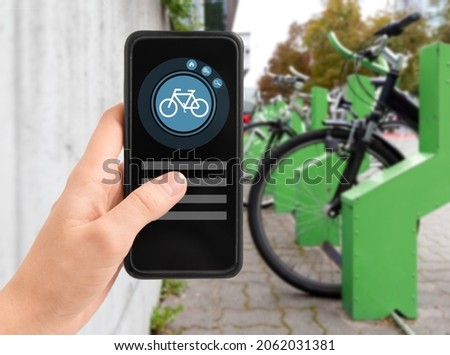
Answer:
[138,58,229,149]
[212,78,223,89]
[153,74,216,136]
[201,66,212,76]
[186,59,197,70]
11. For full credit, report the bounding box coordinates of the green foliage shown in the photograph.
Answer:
[162,0,201,30]
[303,0,366,90]
[365,11,429,94]
[430,0,450,43]
[150,280,187,334]
[151,305,184,335]
[161,279,187,298]
[258,23,311,102]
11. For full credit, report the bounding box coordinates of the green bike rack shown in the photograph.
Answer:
[252,99,287,123]
[310,87,328,129]
[273,86,328,213]
[293,79,375,246]
[243,98,293,179]
[290,97,306,134]
[341,43,450,319]
[345,75,375,119]
[244,96,306,172]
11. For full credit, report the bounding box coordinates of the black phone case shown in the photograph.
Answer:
[124,31,243,279]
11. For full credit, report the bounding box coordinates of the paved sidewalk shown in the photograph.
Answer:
[161,138,450,335]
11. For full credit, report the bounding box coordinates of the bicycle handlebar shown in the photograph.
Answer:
[288,66,310,82]
[373,12,421,37]
[327,32,389,75]
[265,67,308,86]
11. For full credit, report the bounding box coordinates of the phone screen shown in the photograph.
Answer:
[124,33,242,278]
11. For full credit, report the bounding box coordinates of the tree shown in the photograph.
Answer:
[302,0,366,89]
[259,0,431,99]
[365,11,430,94]
[430,0,450,43]
[258,23,311,102]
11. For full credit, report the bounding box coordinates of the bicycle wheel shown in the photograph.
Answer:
[159,98,177,118]
[191,98,209,118]
[243,121,295,208]
[248,127,403,297]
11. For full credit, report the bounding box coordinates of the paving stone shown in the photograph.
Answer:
[419,262,450,272]
[420,271,450,282]
[419,291,450,307]
[436,282,450,295]
[283,308,324,335]
[170,306,221,329]
[181,327,223,335]
[418,282,441,293]
[222,325,288,335]
[314,304,359,335]
[411,316,450,335]
[221,309,282,327]
[355,322,401,335]
[229,271,269,284]
[217,282,247,309]
[245,282,279,309]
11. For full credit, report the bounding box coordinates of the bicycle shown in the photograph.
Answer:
[248,13,421,297]
[159,88,209,118]
[243,67,311,207]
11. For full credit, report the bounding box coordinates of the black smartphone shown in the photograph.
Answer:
[124,31,243,278]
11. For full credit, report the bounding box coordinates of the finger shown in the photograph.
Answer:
[79,103,124,170]
[93,172,187,253]
[106,163,125,209]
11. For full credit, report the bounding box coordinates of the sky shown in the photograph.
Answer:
[233,0,390,88]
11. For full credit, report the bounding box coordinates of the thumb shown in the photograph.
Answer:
[96,171,187,250]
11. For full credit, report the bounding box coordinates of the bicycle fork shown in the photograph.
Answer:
[263,120,288,158]
[325,114,380,218]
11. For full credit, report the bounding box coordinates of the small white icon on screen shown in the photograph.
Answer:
[212,78,223,88]
[202,66,212,76]
[186,60,197,70]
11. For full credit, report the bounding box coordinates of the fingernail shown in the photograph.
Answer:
[161,172,186,196]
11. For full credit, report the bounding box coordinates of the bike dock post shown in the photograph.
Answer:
[291,82,375,247]
[272,86,328,213]
[345,74,375,118]
[289,96,306,134]
[341,43,450,319]
[311,86,328,129]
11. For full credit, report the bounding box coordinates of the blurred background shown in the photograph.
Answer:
[1,0,449,335]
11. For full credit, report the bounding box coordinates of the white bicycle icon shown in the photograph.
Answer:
[158,88,209,118]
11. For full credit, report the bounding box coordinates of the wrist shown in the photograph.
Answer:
[0,281,54,334]
[0,286,26,334]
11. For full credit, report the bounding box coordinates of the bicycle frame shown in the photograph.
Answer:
[170,89,198,111]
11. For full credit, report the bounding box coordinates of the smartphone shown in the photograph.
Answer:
[124,31,243,278]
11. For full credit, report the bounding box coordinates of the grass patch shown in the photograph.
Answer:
[150,280,188,334]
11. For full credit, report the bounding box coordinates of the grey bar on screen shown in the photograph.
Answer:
[179,195,227,204]
[186,177,227,187]
[159,211,227,220]
[142,160,226,170]
[141,177,227,187]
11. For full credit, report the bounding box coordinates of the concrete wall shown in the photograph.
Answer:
[0,0,169,334]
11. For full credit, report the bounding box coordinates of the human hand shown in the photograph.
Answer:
[0,104,187,334]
